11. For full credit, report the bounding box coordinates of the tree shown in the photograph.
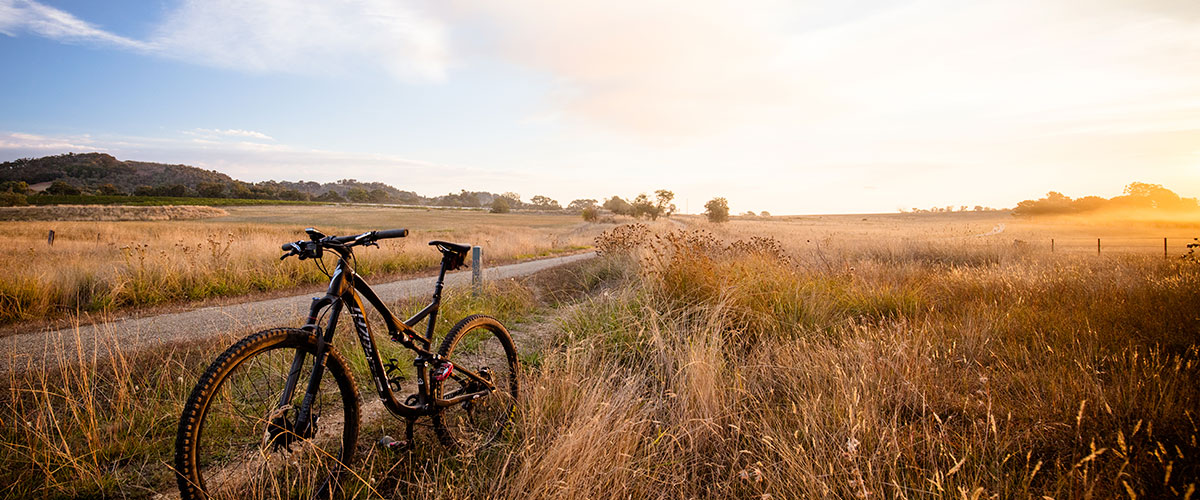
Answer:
[631,193,656,219]
[0,181,32,195]
[490,197,511,213]
[315,190,344,202]
[1124,182,1186,210]
[760,211,770,217]
[231,183,253,199]
[97,183,125,196]
[581,206,599,222]
[704,197,729,223]
[567,199,598,211]
[161,184,188,197]
[603,196,633,215]
[45,180,82,196]
[278,189,310,201]
[654,189,676,218]
[196,182,225,198]
[368,189,391,204]
[530,195,561,210]
[0,191,26,206]
[346,187,370,203]
[1124,182,1163,198]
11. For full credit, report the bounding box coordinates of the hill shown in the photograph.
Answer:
[0,153,509,207]
[0,153,232,193]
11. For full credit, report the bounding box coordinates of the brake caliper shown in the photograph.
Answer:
[262,405,316,453]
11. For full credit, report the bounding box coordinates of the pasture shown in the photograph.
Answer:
[0,205,599,326]
[1,209,1197,499]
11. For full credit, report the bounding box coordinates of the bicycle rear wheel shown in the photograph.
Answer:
[175,328,360,500]
[432,314,519,454]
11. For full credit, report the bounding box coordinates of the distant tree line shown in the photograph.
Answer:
[0,153,620,210]
[1,154,783,221]
[902,206,1003,214]
[1012,182,1199,217]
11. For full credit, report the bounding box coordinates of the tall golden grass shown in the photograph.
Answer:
[0,214,600,325]
[2,222,1196,499]
[0,204,229,221]
[365,225,1197,499]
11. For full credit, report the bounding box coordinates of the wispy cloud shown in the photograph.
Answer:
[454,0,1200,141]
[0,0,149,50]
[187,128,274,141]
[0,0,448,81]
[0,131,101,151]
[151,0,449,81]
[452,0,796,137]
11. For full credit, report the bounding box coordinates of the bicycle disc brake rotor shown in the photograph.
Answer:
[261,405,317,453]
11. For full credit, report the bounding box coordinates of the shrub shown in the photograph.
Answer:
[703,197,729,223]
[581,206,599,222]
[45,181,82,196]
[490,197,511,213]
[0,191,28,206]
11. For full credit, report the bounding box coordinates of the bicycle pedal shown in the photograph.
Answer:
[377,435,410,452]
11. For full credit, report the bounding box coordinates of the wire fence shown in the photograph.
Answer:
[1033,237,1196,257]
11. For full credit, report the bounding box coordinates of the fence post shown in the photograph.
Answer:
[1051,238,1054,253]
[1097,238,1101,256]
[471,246,483,296]
[1165,237,1168,259]
[47,229,55,246]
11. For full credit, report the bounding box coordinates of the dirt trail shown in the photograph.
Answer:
[0,252,595,373]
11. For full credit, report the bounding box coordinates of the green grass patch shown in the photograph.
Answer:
[29,195,321,206]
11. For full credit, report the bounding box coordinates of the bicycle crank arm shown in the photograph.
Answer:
[434,387,494,407]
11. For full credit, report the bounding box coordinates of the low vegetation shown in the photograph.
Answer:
[0,207,601,325]
[2,220,1195,499]
[0,204,228,222]
[1013,182,1199,219]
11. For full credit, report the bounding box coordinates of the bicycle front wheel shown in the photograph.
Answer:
[175,328,360,500]
[432,314,519,453]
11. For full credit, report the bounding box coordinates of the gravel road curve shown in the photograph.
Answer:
[1,252,595,373]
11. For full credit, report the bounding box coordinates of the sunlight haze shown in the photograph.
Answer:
[2,0,1199,214]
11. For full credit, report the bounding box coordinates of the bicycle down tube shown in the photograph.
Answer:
[284,250,499,426]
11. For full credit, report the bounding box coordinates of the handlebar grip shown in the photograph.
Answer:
[375,228,409,239]
[282,242,294,251]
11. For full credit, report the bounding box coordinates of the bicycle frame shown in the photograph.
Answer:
[280,247,497,432]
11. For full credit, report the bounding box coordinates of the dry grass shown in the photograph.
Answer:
[0,277,543,499]
[359,224,1198,499]
[0,206,608,325]
[1,217,1196,499]
[0,204,228,221]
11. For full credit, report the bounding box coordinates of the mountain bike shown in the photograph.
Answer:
[174,228,519,499]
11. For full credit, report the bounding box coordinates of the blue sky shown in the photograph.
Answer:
[2,0,1199,214]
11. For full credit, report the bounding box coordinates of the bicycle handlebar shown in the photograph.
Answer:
[281,228,409,260]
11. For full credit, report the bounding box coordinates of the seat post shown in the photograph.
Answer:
[425,258,450,343]
[432,256,449,304]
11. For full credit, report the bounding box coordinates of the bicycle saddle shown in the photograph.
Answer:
[429,240,471,256]
[429,240,471,269]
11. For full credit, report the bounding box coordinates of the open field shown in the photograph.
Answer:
[0,205,604,326]
[1,213,1198,499]
[0,204,229,221]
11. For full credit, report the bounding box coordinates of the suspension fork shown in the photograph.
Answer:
[277,260,350,434]
[291,297,342,435]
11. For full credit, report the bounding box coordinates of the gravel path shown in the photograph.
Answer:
[1,252,595,373]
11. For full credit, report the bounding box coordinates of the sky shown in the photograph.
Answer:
[1,0,1199,215]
